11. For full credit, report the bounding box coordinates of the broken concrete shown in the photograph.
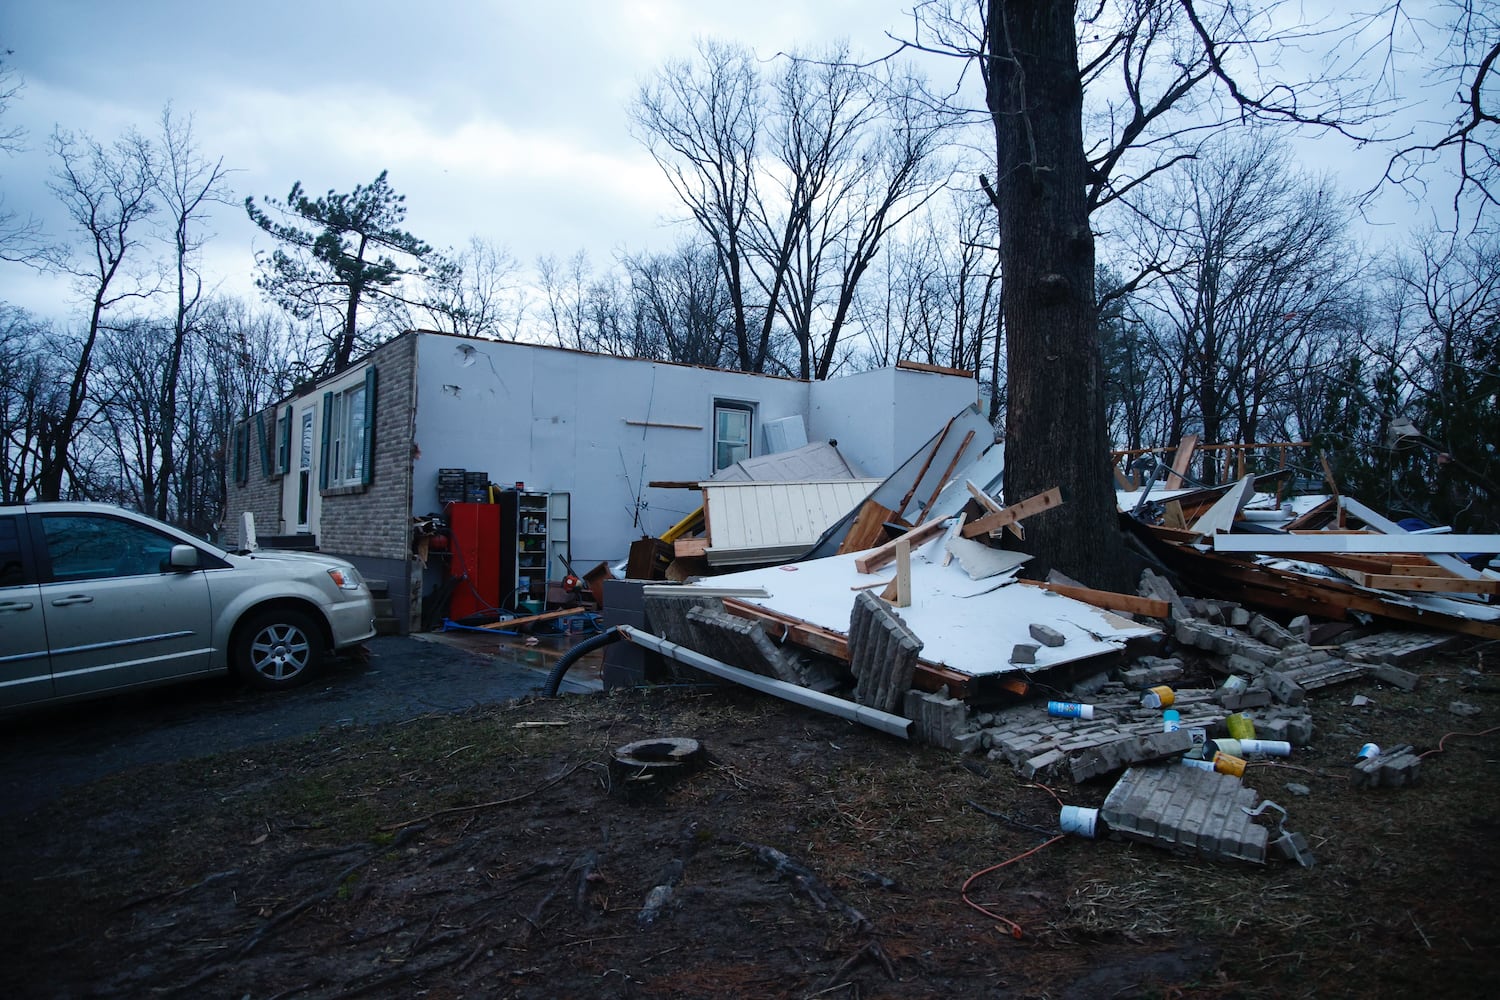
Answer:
[1101,765,1270,863]
[847,590,924,714]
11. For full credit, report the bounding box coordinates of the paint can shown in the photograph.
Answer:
[1238,738,1292,757]
[1162,709,1181,733]
[1047,701,1094,720]
[1058,805,1100,838]
[1212,751,1248,777]
[1210,737,1243,758]
[1225,713,1256,740]
[1141,685,1175,709]
[1356,742,1380,761]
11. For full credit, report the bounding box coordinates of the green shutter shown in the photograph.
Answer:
[319,392,333,490]
[255,411,272,476]
[277,405,293,474]
[233,422,249,486]
[360,365,378,486]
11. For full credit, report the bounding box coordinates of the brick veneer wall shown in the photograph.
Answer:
[222,335,418,630]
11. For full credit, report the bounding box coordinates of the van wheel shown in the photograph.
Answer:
[234,609,323,689]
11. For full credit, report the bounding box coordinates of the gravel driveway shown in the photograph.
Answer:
[0,632,598,818]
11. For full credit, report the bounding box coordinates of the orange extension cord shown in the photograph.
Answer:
[961,783,1068,940]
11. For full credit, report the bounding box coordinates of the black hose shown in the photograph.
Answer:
[542,625,624,697]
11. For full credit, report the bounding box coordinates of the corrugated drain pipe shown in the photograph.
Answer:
[614,625,911,740]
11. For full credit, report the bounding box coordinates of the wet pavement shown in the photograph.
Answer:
[0,630,605,818]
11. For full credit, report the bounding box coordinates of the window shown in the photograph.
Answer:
[39,513,177,581]
[320,367,377,490]
[0,516,25,588]
[714,401,754,471]
[297,410,314,529]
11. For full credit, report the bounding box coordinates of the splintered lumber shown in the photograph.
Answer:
[913,429,975,524]
[966,480,1022,539]
[961,487,1063,538]
[837,500,902,555]
[1164,433,1199,489]
[720,597,973,697]
[1017,579,1170,618]
[854,517,952,574]
[895,418,954,518]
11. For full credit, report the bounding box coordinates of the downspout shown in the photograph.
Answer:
[617,625,911,740]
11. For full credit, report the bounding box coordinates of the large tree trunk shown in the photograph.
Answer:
[987,0,1131,589]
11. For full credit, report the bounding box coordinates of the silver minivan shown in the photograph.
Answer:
[0,502,376,711]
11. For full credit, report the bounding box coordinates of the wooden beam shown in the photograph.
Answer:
[478,607,577,631]
[913,429,975,525]
[895,359,977,378]
[895,417,954,518]
[961,487,1063,538]
[854,517,952,574]
[837,500,901,555]
[1214,533,1500,554]
[1018,579,1170,618]
[673,537,709,558]
[720,598,973,697]
[1164,433,1199,489]
[1337,570,1500,595]
[626,420,703,431]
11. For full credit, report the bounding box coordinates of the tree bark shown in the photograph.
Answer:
[986,0,1131,588]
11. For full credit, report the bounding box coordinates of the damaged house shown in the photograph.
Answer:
[222,330,979,633]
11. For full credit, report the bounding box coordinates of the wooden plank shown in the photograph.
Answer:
[477,607,576,631]
[1338,570,1500,595]
[1214,533,1500,554]
[837,500,901,555]
[854,517,952,574]
[1018,579,1170,618]
[914,429,975,525]
[895,417,954,517]
[1164,433,1199,489]
[965,479,1004,514]
[721,598,973,698]
[673,537,708,558]
[961,487,1064,538]
[625,419,703,430]
[894,537,912,607]
[942,512,966,567]
[896,359,977,377]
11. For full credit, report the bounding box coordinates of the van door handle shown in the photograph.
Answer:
[51,595,94,607]
[0,600,35,612]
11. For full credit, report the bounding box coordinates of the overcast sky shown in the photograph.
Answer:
[0,1,1470,328]
[1,0,925,319]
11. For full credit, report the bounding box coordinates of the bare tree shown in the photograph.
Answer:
[891,1,1395,585]
[622,241,735,366]
[536,250,594,349]
[1125,133,1361,480]
[37,126,159,500]
[412,236,529,339]
[631,40,767,370]
[149,107,230,519]
[0,50,49,265]
[1382,0,1500,227]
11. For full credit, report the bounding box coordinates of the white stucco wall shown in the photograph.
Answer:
[412,334,813,567]
[808,367,980,479]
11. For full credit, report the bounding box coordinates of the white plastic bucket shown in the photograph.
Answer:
[1058,805,1099,838]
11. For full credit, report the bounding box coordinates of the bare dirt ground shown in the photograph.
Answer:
[3,640,1497,999]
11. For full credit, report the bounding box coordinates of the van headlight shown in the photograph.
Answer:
[327,567,364,591]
